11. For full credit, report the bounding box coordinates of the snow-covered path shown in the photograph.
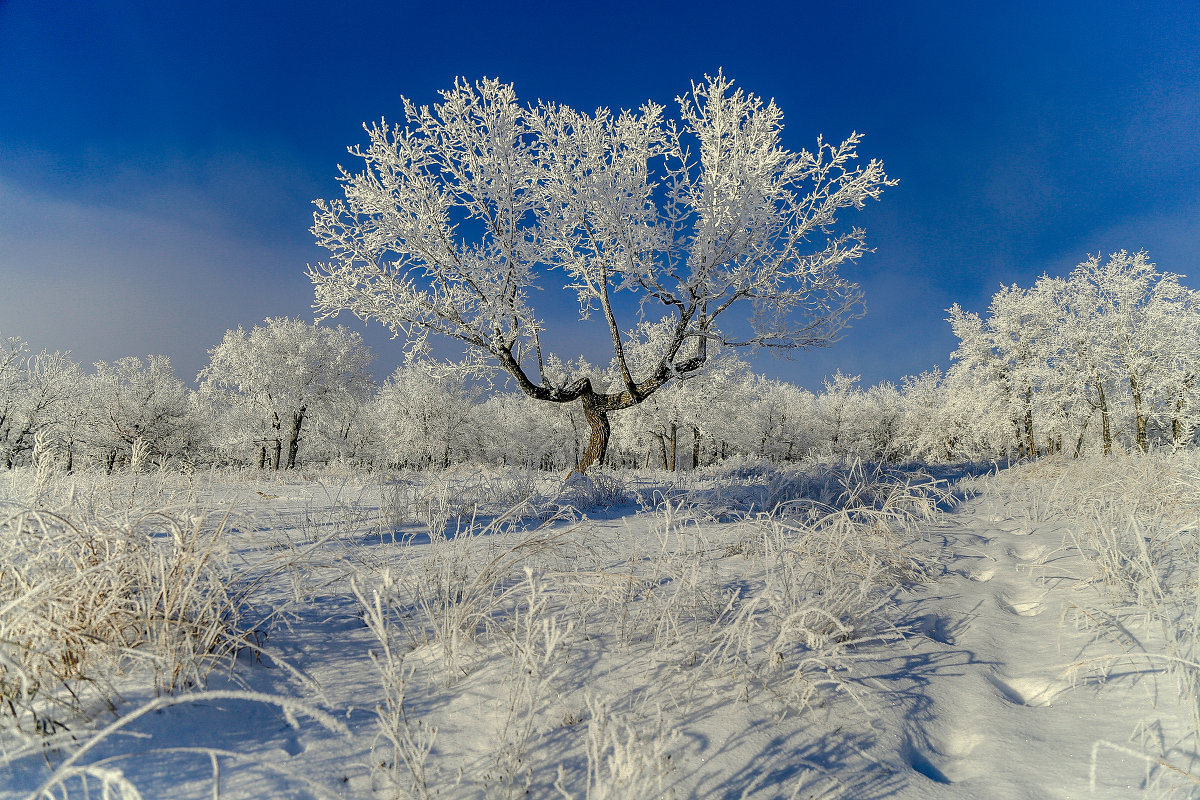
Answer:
[879,494,1193,799]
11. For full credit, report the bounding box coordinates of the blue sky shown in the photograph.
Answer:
[2,1,1198,390]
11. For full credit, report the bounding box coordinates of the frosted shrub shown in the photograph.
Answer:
[681,458,946,528]
[0,502,253,737]
[381,502,582,678]
[554,693,679,800]
[559,470,630,512]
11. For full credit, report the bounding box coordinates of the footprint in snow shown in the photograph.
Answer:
[911,612,958,645]
[966,565,996,582]
[996,592,1045,617]
[986,672,1071,707]
[1007,543,1047,562]
[902,731,984,785]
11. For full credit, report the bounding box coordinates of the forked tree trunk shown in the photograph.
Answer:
[577,391,611,473]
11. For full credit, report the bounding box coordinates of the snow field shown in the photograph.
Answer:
[1,456,1198,799]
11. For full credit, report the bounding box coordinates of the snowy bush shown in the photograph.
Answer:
[0,501,254,737]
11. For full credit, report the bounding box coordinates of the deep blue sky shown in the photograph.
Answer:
[2,1,1198,390]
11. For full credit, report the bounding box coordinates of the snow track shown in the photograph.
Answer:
[881,495,1197,799]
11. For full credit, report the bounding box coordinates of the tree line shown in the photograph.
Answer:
[2,248,1196,476]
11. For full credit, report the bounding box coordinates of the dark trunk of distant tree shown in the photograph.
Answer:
[1173,394,1186,446]
[1129,374,1148,453]
[692,426,701,470]
[286,406,306,469]
[1095,376,1112,455]
[667,423,678,471]
[1074,412,1092,458]
[1023,387,1036,458]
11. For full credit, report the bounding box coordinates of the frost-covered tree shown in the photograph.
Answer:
[1055,251,1194,452]
[947,250,1200,458]
[948,281,1060,458]
[371,356,482,469]
[87,355,197,471]
[0,348,83,469]
[198,317,375,469]
[308,73,894,471]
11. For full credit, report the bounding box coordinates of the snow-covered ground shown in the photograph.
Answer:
[2,456,1197,799]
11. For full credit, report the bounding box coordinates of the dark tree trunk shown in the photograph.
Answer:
[577,390,611,473]
[692,426,701,470]
[286,407,306,469]
[1129,375,1148,453]
[1096,376,1112,455]
[667,423,678,471]
[1074,413,1092,458]
[1173,394,1185,446]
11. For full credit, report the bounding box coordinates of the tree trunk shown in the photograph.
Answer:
[692,426,701,470]
[576,391,611,473]
[1173,393,1185,446]
[271,412,283,470]
[1095,376,1112,455]
[286,407,306,469]
[259,445,267,470]
[1129,375,1148,453]
[1023,387,1036,458]
[1074,413,1091,458]
[667,423,678,471]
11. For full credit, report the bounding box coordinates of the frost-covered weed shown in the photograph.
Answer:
[553,693,679,800]
[379,505,583,679]
[353,574,438,800]
[654,457,948,527]
[0,502,254,737]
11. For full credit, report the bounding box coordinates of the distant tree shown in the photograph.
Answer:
[371,355,482,469]
[308,73,894,471]
[198,317,375,469]
[87,355,196,471]
[1054,251,1194,452]
[947,250,1200,458]
[0,347,82,469]
[948,281,1058,458]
